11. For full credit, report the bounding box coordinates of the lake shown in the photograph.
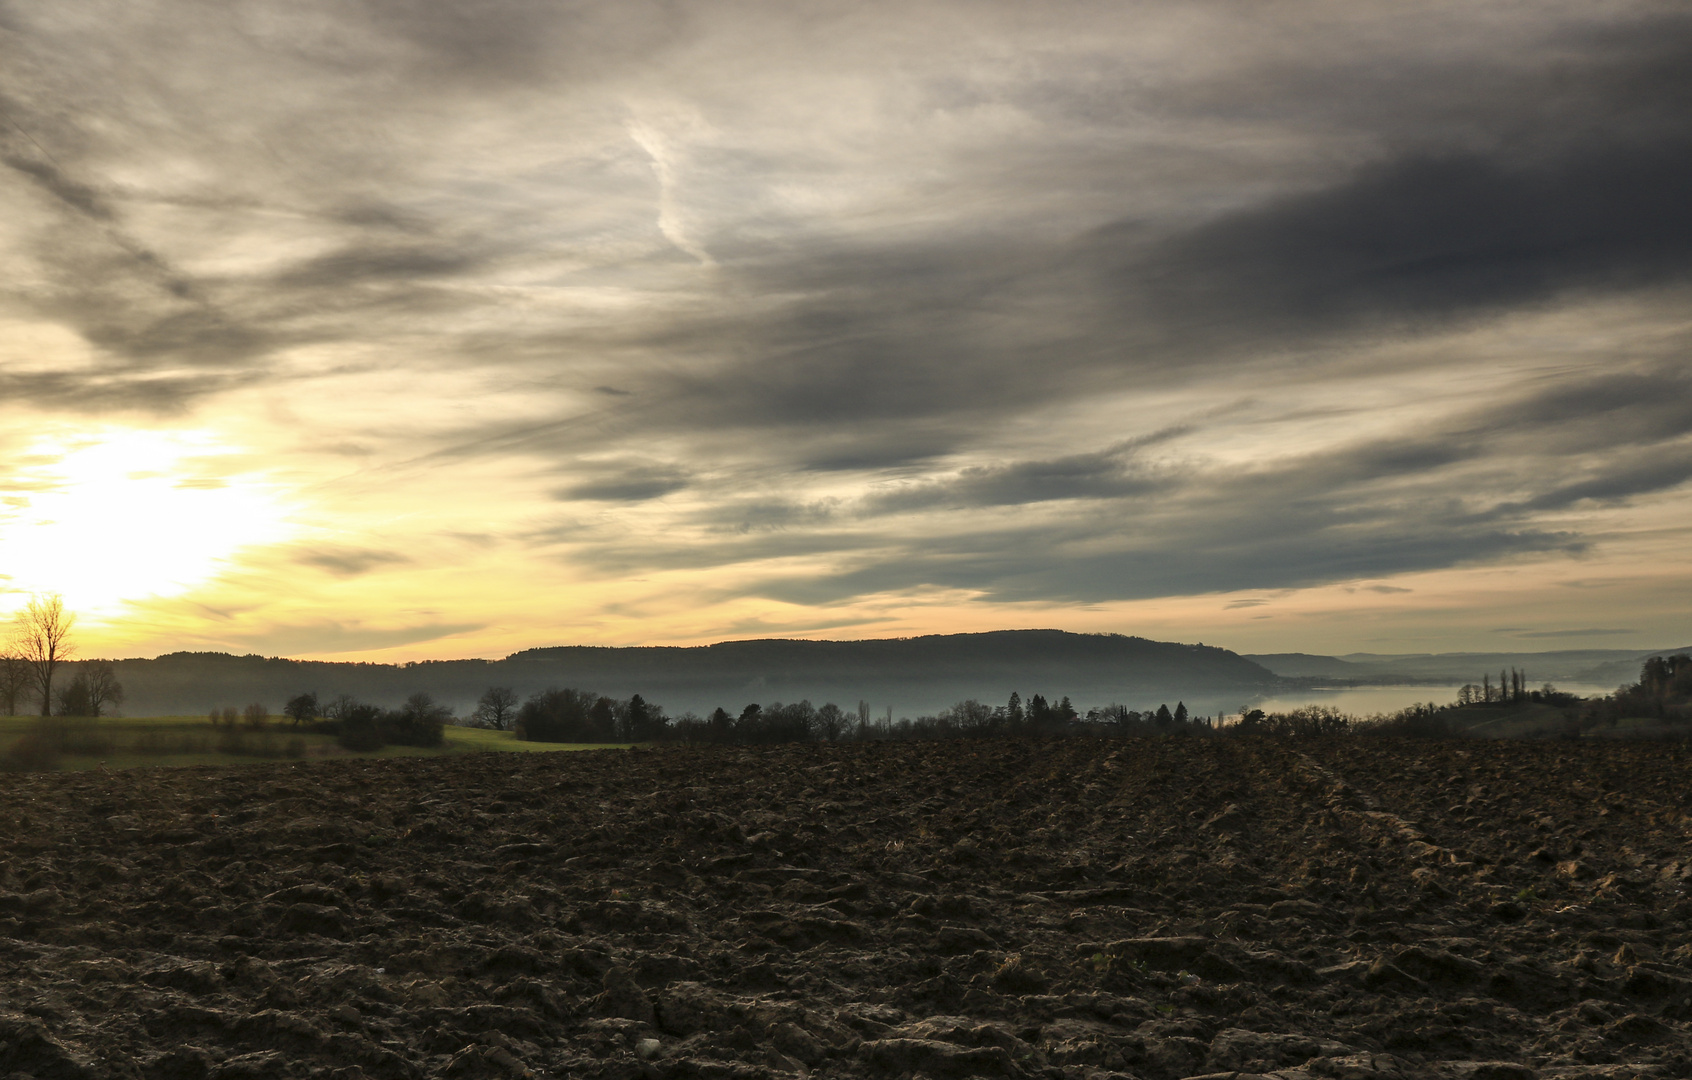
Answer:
[1240,682,1616,719]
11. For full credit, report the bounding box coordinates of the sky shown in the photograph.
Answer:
[1,0,1690,662]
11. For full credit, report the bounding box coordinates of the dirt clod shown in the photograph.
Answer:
[0,738,1689,1078]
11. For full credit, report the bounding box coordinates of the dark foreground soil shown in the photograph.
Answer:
[2,738,1691,1080]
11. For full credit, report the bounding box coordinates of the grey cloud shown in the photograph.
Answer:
[359,0,685,86]
[8,1,1688,440]
[546,519,876,580]
[554,352,1692,605]
[2,145,113,221]
[1114,141,1692,344]
[752,522,1579,608]
[215,620,484,656]
[1484,368,1692,450]
[555,461,691,503]
[862,436,1179,514]
[295,546,413,577]
[273,243,482,290]
[1516,452,1692,512]
[4,0,1691,627]
[0,367,260,413]
[1512,628,1638,639]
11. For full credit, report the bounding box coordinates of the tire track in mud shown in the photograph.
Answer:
[1286,748,1472,893]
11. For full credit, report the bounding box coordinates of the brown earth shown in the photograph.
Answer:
[1,738,1690,1080]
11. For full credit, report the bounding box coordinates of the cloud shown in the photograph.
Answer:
[271,243,483,291]
[861,435,1180,514]
[294,547,413,578]
[4,1,1692,650]
[218,619,485,656]
[2,143,114,222]
[554,461,692,503]
[1119,142,1692,343]
[1511,628,1639,639]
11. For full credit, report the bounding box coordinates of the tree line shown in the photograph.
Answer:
[264,691,450,750]
[455,683,1232,745]
[1578,653,1692,729]
[1,595,126,718]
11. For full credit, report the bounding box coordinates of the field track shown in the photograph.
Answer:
[1,738,1689,1079]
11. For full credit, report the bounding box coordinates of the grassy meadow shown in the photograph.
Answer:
[0,713,627,772]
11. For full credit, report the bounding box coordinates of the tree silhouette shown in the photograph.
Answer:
[0,654,29,716]
[12,594,74,716]
[473,686,519,730]
[284,692,319,725]
[84,662,124,717]
[55,673,92,717]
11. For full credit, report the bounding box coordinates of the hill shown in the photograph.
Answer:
[1238,652,1362,679]
[1245,646,1692,687]
[97,630,1275,718]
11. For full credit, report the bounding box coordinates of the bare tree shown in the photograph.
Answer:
[12,594,75,716]
[322,693,357,721]
[0,654,27,716]
[84,661,124,717]
[473,686,519,730]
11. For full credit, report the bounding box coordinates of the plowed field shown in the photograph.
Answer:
[2,738,1690,1080]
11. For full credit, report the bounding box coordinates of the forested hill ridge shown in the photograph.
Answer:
[100,630,1273,718]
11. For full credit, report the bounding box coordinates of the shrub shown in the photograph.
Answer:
[335,703,387,751]
[1359,703,1452,738]
[383,692,449,747]
[2,717,112,770]
[514,687,607,743]
[2,732,60,772]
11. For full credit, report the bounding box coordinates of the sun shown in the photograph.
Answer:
[0,427,295,617]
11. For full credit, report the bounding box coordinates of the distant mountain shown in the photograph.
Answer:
[1247,646,1692,687]
[1240,653,1363,679]
[95,630,1276,718]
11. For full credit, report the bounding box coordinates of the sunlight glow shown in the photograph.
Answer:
[0,429,295,617]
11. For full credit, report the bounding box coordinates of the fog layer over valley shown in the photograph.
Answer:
[92,631,1270,720]
[63,631,1692,723]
